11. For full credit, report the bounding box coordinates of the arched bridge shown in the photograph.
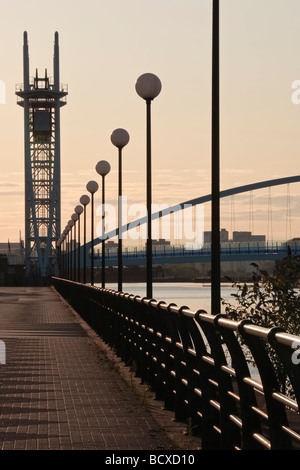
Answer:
[71,175,300,266]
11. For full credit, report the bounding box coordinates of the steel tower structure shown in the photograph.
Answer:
[16,31,67,281]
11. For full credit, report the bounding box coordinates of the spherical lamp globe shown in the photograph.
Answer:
[111,129,130,149]
[95,160,111,177]
[75,204,83,215]
[135,73,162,100]
[80,194,90,206]
[86,180,99,194]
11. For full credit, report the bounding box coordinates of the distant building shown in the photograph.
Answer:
[0,241,25,286]
[203,229,266,244]
[251,235,266,242]
[204,229,229,243]
[152,239,171,247]
[232,231,265,242]
[106,241,118,249]
[0,241,25,265]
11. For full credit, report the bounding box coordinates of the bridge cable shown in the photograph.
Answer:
[249,190,254,234]
[230,194,235,236]
[267,186,273,242]
[286,184,292,241]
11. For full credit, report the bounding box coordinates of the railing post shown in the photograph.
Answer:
[238,321,293,450]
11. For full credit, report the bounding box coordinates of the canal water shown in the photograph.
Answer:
[100,282,238,314]
[98,281,262,380]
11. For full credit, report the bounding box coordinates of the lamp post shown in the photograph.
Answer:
[71,212,79,281]
[80,194,90,284]
[95,160,111,289]
[62,229,68,277]
[68,219,75,280]
[135,73,161,299]
[65,225,70,279]
[86,180,99,285]
[211,0,220,315]
[58,235,64,277]
[58,235,63,277]
[75,204,83,283]
[57,238,61,276]
[110,129,130,292]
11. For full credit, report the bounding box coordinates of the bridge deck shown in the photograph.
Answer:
[0,287,198,451]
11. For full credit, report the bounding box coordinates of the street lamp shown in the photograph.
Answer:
[75,204,83,283]
[80,194,90,284]
[68,219,75,281]
[135,73,161,299]
[211,0,220,315]
[86,180,99,285]
[57,237,61,276]
[59,234,65,277]
[71,212,79,281]
[111,128,130,292]
[62,229,68,277]
[65,225,71,279]
[96,160,111,289]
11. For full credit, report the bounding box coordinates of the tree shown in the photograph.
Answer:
[222,251,300,394]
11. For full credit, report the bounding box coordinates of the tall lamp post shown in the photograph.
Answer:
[95,160,111,289]
[68,219,75,280]
[62,229,68,277]
[110,129,130,292]
[58,235,64,277]
[86,180,99,285]
[65,225,71,279]
[211,0,220,315]
[135,73,161,299]
[80,194,90,284]
[57,238,61,276]
[58,234,63,277]
[75,204,83,283]
[71,212,78,281]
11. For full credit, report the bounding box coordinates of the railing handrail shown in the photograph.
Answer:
[52,277,300,451]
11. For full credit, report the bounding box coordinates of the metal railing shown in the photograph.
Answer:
[63,242,299,270]
[52,277,300,450]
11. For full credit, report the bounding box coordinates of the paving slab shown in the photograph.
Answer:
[0,286,201,452]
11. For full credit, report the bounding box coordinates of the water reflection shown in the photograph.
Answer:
[101,281,238,314]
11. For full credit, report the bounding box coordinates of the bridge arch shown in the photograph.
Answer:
[87,175,300,249]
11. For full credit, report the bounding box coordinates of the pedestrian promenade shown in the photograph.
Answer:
[0,286,201,451]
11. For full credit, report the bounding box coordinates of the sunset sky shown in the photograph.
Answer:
[0,0,300,245]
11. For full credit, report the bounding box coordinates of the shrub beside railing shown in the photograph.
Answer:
[52,277,300,450]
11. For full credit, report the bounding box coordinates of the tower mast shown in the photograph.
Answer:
[16,32,68,283]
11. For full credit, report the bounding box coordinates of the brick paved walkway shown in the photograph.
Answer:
[0,286,195,451]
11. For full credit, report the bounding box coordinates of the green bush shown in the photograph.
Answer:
[222,251,300,394]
